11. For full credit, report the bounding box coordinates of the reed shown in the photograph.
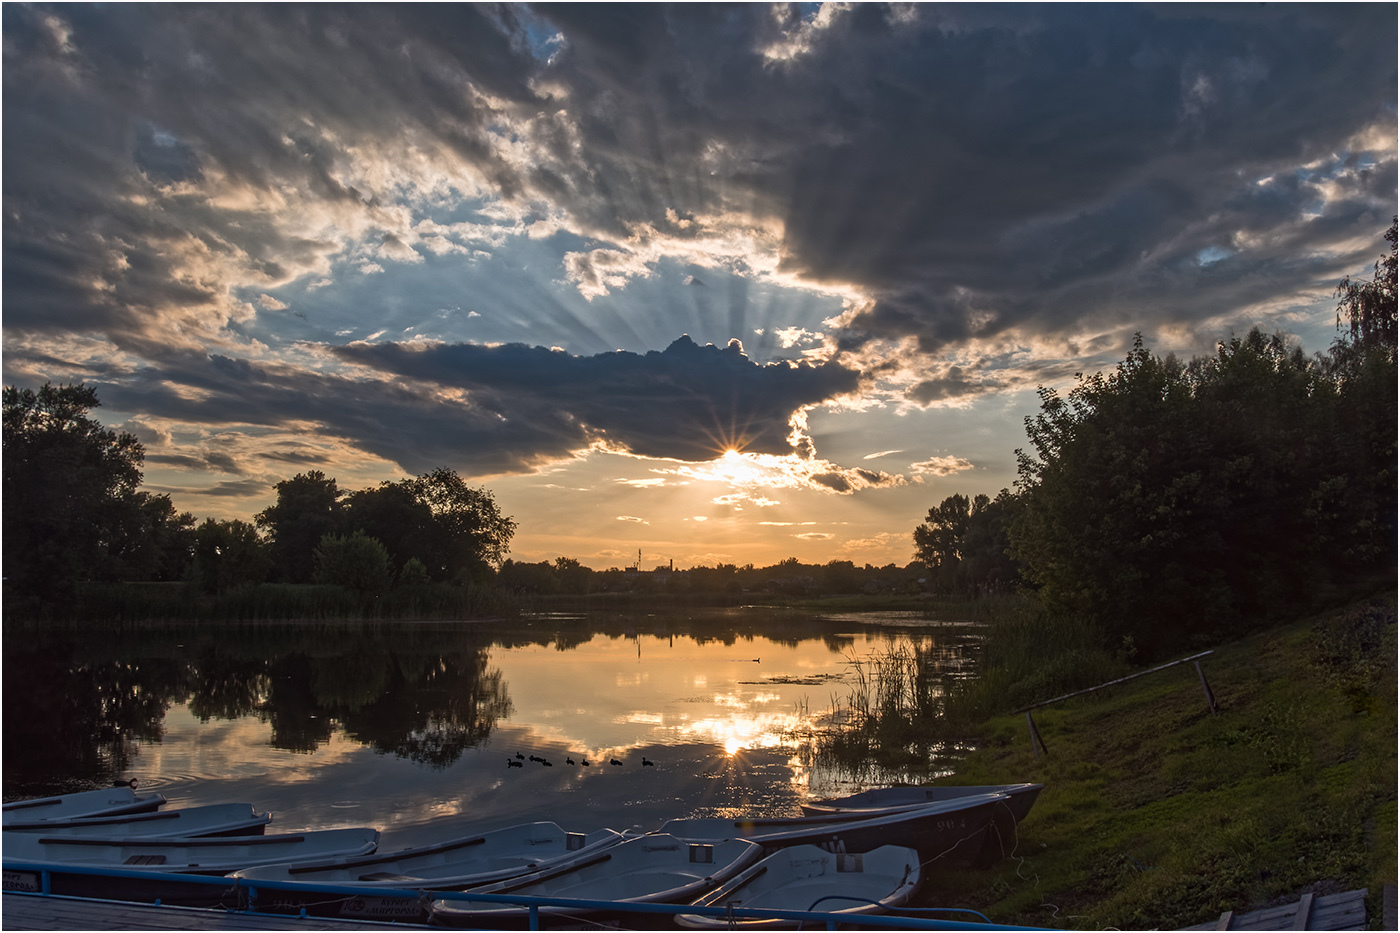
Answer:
[943,602,1131,722]
[786,596,1130,780]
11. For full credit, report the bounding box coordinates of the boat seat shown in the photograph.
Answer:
[357,872,418,883]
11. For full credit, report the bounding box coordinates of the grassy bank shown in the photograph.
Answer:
[920,592,1396,930]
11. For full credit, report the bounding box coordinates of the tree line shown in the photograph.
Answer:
[1,386,517,617]
[915,219,1397,658]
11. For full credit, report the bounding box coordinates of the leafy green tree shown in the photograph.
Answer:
[961,490,1021,595]
[343,481,440,575]
[103,493,197,583]
[1334,216,1397,361]
[914,494,972,593]
[1011,336,1226,655]
[255,471,345,583]
[497,558,559,595]
[397,557,430,589]
[2,383,146,611]
[1007,326,1386,657]
[1322,218,1398,568]
[313,531,392,598]
[191,519,271,594]
[914,492,1021,595]
[408,467,516,583]
[553,556,593,594]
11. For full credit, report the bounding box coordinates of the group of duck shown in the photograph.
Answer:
[507,751,654,768]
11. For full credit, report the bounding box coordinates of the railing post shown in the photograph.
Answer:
[1026,711,1049,758]
[1195,660,1217,714]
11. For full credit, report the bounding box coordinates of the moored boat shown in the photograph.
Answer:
[674,843,923,929]
[2,787,167,825]
[4,803,272,838]
[654,792,1007,867]
[428,833,763,925]
[802,783,1044,867]
[1,827,379,875]
[801,783,1043,824]
[233,823,624,922]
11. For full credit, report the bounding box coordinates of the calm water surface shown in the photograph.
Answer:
[3,608,978,851]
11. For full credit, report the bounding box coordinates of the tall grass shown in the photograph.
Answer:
[790,596,1132,779]
[944,601,1133,721]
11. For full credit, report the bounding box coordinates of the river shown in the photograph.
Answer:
[2,607,981,851]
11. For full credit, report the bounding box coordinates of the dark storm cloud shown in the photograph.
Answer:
[3,2,543,345]
[91,351,590,477]
[7,3,1392,353]
[2,2,1395,479]
[59,333,858,476]
[332,335,862,463]
[527,3,1395,348]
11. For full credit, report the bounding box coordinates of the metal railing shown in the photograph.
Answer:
[1013,649,1218,757]
[2,858,1051,930]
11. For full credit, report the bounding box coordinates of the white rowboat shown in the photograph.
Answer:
[235,822,622,889]
[2,787,167,825]
[429,833,763,924]
[675,844,923,929]
[2,827,379,875]
[4,804,272,838]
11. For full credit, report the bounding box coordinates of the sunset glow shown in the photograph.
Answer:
[2,4,1392,569]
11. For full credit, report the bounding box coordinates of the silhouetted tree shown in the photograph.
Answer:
[343,480,440,575]
[408,467,516,583]
[313,531,392,599]
[2,383,146,612]
[914,492,1021,595]
[255,471,345,583]
[1334,216,1397,361]
[191,519,271,594]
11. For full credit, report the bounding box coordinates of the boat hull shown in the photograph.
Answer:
[801,784,1043,867]
[801,783,1043,824]
[657,793,1007,868]
[675,844,923,929]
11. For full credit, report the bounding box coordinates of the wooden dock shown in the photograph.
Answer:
[1,893,414,931]
[1180,888,1371,931]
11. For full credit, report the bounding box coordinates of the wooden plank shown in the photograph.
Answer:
[1290,892,1314,930]
[1308,889,1367,931]
[1177,889,1369,932]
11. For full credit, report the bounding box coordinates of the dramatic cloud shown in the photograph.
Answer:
[332,335,862,466]
[3,3,1394,565]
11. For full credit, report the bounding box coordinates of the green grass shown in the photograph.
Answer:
[918,592,1397,930]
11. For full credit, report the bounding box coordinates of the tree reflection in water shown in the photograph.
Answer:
[4,612,979,809]
[3,623,513,794]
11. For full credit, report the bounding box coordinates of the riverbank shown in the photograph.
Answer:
[915,591,1396,930]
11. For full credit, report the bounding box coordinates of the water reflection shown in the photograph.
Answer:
[3,611,980,847]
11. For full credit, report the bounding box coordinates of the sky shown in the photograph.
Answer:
[3,3,1396,571]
